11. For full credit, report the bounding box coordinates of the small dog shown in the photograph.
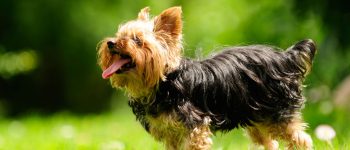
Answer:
[98,6,316,150]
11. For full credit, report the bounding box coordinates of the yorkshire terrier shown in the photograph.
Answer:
[98,6,316,150]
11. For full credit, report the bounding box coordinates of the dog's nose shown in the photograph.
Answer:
[107,41,116,49]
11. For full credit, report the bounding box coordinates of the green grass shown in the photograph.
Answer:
[0,108,160,150]
[0,104,349,150]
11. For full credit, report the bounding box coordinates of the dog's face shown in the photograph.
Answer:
[98,7,183,98]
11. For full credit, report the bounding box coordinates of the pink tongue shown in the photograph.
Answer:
[102,58,131,79]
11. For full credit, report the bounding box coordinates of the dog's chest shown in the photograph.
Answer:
[128,100,187,139]
[146,112,187,141]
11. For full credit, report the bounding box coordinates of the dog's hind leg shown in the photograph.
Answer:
[246,126,279,150]
[277,118,313,150]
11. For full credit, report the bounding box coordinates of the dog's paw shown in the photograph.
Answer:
[289,131,313,150]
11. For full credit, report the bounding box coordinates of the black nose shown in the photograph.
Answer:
[107,41,115,49]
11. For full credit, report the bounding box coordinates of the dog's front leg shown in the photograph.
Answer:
[163,134,185,150]
[184,117,213,150]
[164,138,183,150]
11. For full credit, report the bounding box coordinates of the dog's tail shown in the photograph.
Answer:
[286,39,317,76]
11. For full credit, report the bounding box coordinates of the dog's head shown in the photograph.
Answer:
[97,7,183,98]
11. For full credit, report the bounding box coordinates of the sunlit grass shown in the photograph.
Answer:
[0,107,161,150]
[0,104,349,150]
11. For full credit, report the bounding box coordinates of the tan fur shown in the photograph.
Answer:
[97,7,182,100]
[138,7,150,21]
[247,116,313,150]
[247,127,279,150]
[184,117,213,150]
[97,7,188,147]
[147,113,213,150]
[147,111,188,150]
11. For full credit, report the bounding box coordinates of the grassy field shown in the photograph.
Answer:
[0,103,349,150]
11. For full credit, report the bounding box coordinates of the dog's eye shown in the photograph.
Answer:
[132,36,143,47]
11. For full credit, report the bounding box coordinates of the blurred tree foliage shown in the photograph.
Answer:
[0,0,349,116]
[293,0,350,51]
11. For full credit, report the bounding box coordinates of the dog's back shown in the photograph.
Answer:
[161,39,316,131]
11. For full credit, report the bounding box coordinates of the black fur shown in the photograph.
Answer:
[129,39,316,132]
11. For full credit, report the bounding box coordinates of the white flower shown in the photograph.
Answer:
[315,124,336,141]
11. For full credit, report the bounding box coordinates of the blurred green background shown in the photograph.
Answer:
[0,0,349,149]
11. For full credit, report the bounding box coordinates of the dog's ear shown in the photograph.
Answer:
[138,7,150,21]
[154,7,182,39]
